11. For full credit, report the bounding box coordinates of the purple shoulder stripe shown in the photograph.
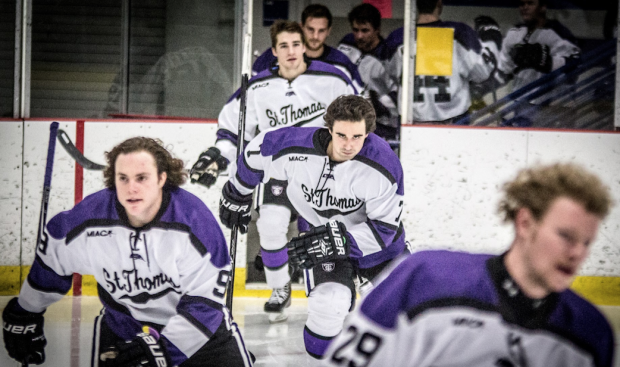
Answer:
[252,47,276,74]
[261,126,318,156]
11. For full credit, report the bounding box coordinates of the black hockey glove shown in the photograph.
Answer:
[220,181,252,234]
[287,220,350,269]
[511,43,552,73]
[474,15,502,49]
[107,330,172,367]
[2,297,47,365]
[190,147,229,188]
[367,90,391,119]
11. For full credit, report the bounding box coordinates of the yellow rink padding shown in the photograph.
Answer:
[2,266,619,305]
[416,27,454,76]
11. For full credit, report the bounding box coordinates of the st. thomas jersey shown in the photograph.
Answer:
[385,23,497,122]
[498,20,580,91]
[251,45,364,93]
[229,127,406,269]
[215,60,357,165]
[322,251,614,367]
[19,187,232,366]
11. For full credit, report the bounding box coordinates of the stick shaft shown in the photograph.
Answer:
[36,122,59,254]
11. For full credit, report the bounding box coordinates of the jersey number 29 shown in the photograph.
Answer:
[330,325,382,367]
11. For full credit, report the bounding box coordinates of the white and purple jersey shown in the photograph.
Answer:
[322,250,614,367]
[385,23,497,122]
[229,126,406,269]
[215,60,357,165]
[18,187,232,366]
[252,45,364,93]
[498,20,580,91]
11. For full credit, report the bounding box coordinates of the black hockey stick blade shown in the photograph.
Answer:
[57,129,106,170]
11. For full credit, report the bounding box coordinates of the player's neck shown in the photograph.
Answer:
[503,245,550,299]
[417,13,440,24]
[305,46,324,59]
[279,61,307,81]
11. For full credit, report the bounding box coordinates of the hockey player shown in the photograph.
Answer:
[497,0,580,91]
[190,20,357,320]
[337,3,399,140]
[322,163,614,367]
[252,4,363,92]
[218,95,408,358]
[384,0,501,123]
[2,137,254,367]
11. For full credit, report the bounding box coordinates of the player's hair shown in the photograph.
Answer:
[270,19,306,48]
[498,163,612,223]
[324,95,376,133]
[417,0,440,14]
[348,3,381,30]
[302,4,332,28]
[103,137,187,189]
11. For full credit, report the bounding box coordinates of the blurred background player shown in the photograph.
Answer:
[190,20,357,322]
[218,95,408,358]
[337,3,399,141]
[2,137,253,367]
[252,4,363,93]
[384,0,500,124]
[497,0,580,92]
[322,162,614,367]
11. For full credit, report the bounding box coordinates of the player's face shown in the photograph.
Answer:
[115,151,167,228]
[328,120,369,162]
[351,21,380,53]
[517,197,600,297]
[272,31,306,73]
[302,17,331,53]
[519,0,545,23]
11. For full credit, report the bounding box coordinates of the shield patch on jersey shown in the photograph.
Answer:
[322,262,335,272]
[271,185,284,196]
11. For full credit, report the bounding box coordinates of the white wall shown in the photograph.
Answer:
[1,121,619,277]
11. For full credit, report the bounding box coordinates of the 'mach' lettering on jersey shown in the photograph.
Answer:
[87,230,113,237]
[452,317,484,328]
[266,102,325,127]
[289,156,307,162]
[301,184,362,211]
[252,82,269,90]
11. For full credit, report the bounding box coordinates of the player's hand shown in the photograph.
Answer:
[511,43,552,73]
[220,181,252,234]
[474,15,502,49]
[287,220,350,269]
[105,329,172,367]
[2,297,47,365]
[190,147,229,188]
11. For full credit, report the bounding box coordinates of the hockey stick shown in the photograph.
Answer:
[57,129,106,170]
[35,122,59,267]
[225,73,249,311]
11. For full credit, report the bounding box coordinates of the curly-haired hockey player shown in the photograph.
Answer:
[2,137,254,367]
[190,20,357,322]
[322,163,614,367]
[218,95,408,358]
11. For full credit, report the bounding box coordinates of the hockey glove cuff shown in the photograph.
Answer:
[220,181,252,234]
[287,220,350,269]
[2,297,47,365]
[190,147,229,188]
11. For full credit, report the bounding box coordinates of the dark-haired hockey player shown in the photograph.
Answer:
[218,95,408,358]
[2,137,254,366]
[252,4,363,93]
[190,20,357,322]
[322,163,614,367]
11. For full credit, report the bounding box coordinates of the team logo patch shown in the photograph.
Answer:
[271,185,284,196]
[322,262,335,272]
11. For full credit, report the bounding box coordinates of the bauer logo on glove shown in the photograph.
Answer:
[287,220,350,269]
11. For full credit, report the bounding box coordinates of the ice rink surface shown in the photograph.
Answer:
[1,296,619,366]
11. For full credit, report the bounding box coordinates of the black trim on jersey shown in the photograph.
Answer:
[98,283,134,317]
[352,155,397,185]
[272,146,322,161]
[119,287,182,304]
[313,206,364,219]
[304,69,349,85]
[291,112,326,127]
[407,296,498,321]
[66,218,124,244]
[366,219,387,249]
[27,257,72,295]
[155,222,208,257]
[371,218,399,232]
[177,295,224,338]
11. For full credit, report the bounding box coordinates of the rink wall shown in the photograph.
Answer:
[1,119,619,304]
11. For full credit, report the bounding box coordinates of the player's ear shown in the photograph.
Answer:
[158,172,167,188]
[514,207,535,238]
[272,47,277,57]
